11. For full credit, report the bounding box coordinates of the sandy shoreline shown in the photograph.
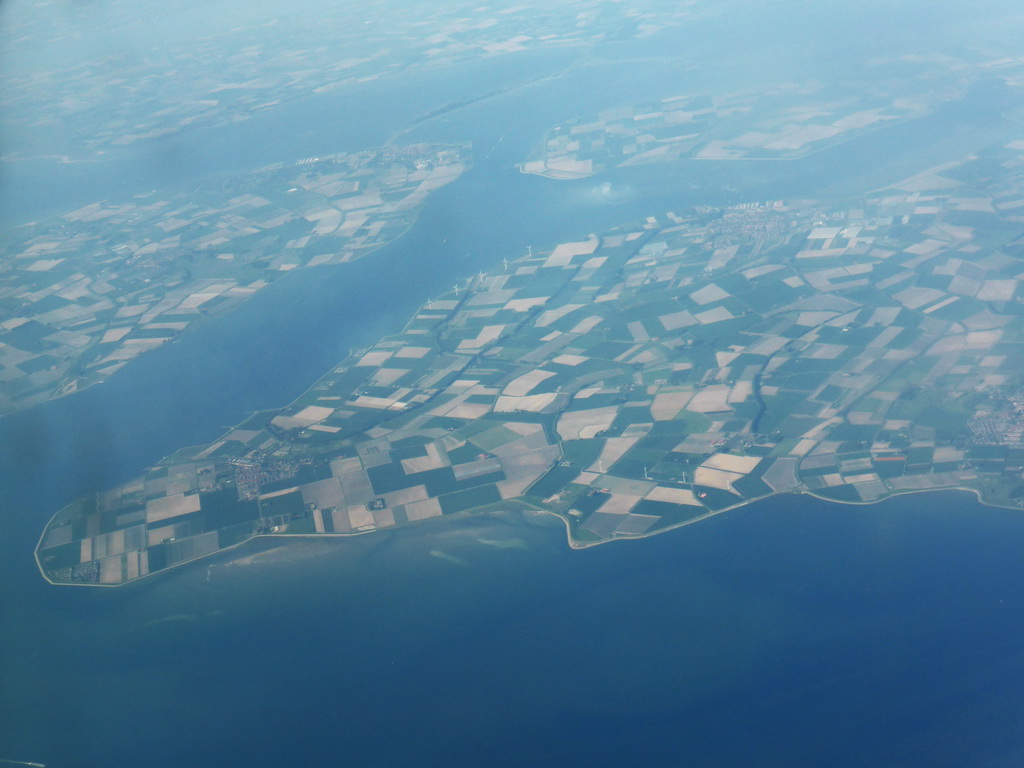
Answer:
[40,482,1018,588]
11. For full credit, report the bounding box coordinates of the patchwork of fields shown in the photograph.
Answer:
[0,145,468,414]
[37,138,1024,585]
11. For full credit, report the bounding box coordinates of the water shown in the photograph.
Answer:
[5,492,1024,767]
[5,21,1024,767]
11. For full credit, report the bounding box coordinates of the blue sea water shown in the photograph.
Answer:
[5,492,1024,767]
[4,18,1024,766]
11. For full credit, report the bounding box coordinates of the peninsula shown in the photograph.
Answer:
[36,138,1024,585]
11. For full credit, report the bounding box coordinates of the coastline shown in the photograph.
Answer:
[37,482,1021,588]
[534,483,1024,552]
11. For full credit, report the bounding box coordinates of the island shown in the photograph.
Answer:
[520,56,1023,179]
[36,137,1024,585]
[0,144,469,415]
[521,84,949,178]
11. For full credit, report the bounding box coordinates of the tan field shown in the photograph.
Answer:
[146,493,201,524]
[645,486,701,506]
[557,406,618,441]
